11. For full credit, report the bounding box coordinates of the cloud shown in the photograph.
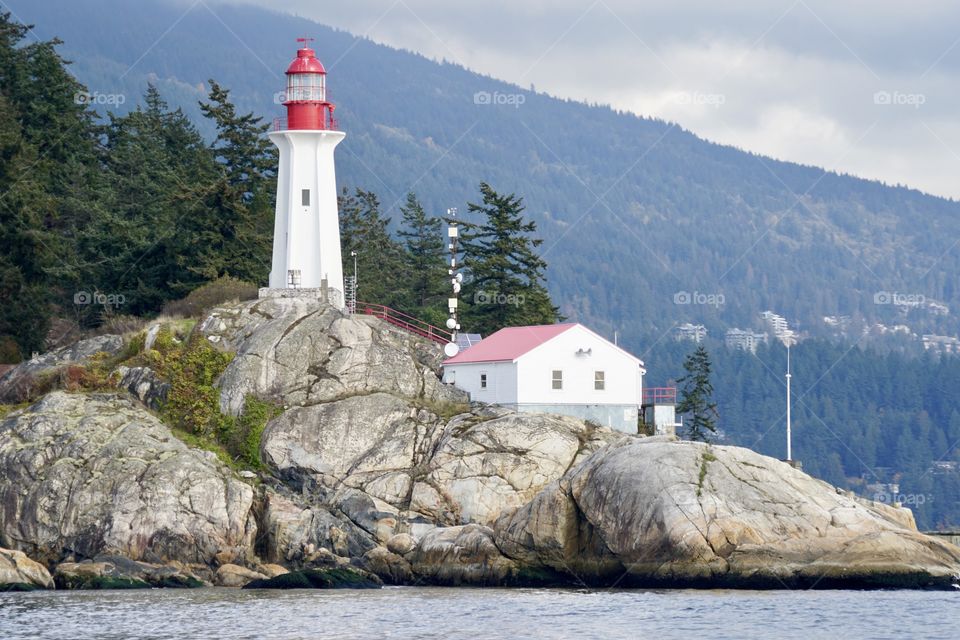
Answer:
[213,0,960,198]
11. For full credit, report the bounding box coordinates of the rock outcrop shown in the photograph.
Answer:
[198,298,466,416]
[0,334,124,403]
[2,298,958,590]
[116,365,169,410]
[0,392,255,566]
[0,547,54,590]
[54,555,206,589]
[495,438,960,588]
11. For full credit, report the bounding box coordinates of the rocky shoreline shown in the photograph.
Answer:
[1,298,959,591]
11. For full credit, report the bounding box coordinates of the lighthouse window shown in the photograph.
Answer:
[301,189,311,206]
[594,371,605,390]
[480,373,487,389]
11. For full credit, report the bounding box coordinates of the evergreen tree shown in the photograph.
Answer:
[339,188,408,309]
[457,182,559,335]
[675,345,719,442]
[0,13,101,356]
[93,85,218,313]
[397,192,447,323]
[192,79,277,285]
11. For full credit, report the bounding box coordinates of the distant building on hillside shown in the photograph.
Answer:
[760,310,795,343]
[922,334,960,354]
[442,323,645,432]
[725,328,768,353]
[675,323,707,343]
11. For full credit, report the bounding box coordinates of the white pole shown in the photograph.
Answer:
[786,343,792,461]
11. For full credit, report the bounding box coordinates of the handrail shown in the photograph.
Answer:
[356,302,450,345]
[642,387,677,404]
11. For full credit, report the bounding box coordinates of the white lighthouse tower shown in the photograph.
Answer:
[266,38,345,307]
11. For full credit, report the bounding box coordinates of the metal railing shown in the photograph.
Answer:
[271,115,339,132]
[642,387,677,404]
[355,302,450,345]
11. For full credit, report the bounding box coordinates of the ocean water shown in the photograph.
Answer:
[0,587,956,639]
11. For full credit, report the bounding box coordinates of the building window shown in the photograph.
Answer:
[595,370,605,390]
[480,373,487,389]
[301,189,311,206]
[551,369,563,390]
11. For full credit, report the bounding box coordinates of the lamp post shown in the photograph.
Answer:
[785,341,792,462]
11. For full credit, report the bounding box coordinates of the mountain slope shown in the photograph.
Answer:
[11,0,960,351]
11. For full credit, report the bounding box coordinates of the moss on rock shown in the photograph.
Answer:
[242,567,382,590]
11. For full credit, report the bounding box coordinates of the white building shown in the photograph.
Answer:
[442,323,645,432]
[675,323,707,343]
[725,328,769,353]
[267,42,346,307]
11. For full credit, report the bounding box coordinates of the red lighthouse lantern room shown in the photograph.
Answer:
[283,38,336,130]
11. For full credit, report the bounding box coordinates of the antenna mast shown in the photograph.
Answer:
[443,208,462,358]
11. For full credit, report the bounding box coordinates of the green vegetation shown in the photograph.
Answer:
[676,346,719,442]
[455,182,561,336]
[161,276,258,318]
[0,13,274,359]
[147,330,280,470]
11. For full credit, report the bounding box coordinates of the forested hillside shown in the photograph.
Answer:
[10,0,960,353]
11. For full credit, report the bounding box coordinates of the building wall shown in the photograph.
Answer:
[516,403,638,432]
[516,325,642,407]
[442,361,518,405]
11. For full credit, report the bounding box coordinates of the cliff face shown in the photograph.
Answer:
[1,298,958,589]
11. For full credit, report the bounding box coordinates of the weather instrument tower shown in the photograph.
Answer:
[444,208,462,358]
[267,38,346,307]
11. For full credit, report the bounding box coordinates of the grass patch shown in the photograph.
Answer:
[0,402,29,420]
[697,450,716,497]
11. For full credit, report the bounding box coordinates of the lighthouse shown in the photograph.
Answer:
[267,38,345,307]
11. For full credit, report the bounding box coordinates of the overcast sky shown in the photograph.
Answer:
[216,0,960,200]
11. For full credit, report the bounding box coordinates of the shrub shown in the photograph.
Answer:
[98,314,148,337]
[162,276,258,319]
[159,335,234,436]
[221,396,283,469]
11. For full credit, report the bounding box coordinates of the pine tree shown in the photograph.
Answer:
[397,192,447,323]
[339,188,408,309]
[675,345,719,442]
[457,182,559,335]
[93,85,218,313]
[193,79,277,285]
[0,13,101,356]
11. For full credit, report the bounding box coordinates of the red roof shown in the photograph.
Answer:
[443,323,577,364]
[286,48,326,74]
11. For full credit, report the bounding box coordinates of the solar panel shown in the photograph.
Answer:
[455,333,483,351]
